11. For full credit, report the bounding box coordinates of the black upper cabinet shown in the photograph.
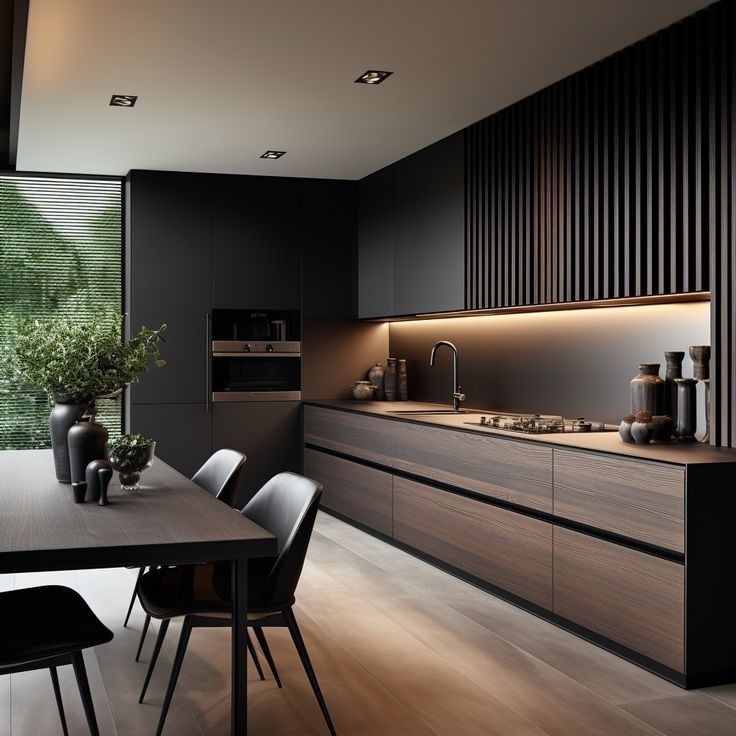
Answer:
[358,165,395,318]
[212,176,301,310]
[358,132,465,318]
[126,171,213,405]
[301,180,357,320]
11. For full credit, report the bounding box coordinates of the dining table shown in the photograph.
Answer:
[0,449,277,735]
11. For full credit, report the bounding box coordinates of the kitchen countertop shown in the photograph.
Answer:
[304,400,736,466]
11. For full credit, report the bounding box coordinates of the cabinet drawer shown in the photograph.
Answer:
[394,477,553,609]
[303,449,392,536]
[554,450,684,552]
[303,406,394,466]
[554,528,684,671]
[393,422,553,512]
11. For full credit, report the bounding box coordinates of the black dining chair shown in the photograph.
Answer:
[124,448,247,663]
[0,585,113,736]
[137,472,337,736]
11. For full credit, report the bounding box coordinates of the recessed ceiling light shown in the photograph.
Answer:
[260,150,286,159]
[109,94,138,107]
[355,70,393,85]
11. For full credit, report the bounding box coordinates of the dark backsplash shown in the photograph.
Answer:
[388,301,709,424]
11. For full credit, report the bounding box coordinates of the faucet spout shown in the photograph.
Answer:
[429,341,465,412]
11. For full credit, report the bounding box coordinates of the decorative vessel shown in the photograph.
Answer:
[367,363,385,400]
[68,415,108,485]
[689,345,711,380]
[630,363,664,416]
[385,358,398,401]
[398,359,408,401]
[652,415,675,442]
[351,381,376,401]
[675,378,697,441]
[71,481,87,503]
[107,437,156,492]
[97,466,112,506]
[618,415,635,444]
[50,397,87,483]
[631,411,654,444]
[664,352,684,428]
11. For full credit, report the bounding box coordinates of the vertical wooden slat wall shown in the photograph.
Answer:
[465,0,736,448]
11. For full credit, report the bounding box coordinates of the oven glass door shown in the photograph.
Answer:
[212,356,301,401]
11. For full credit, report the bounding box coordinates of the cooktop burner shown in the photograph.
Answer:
[464,414,616,434]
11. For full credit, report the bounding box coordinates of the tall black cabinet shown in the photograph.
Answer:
[126,170,356,502]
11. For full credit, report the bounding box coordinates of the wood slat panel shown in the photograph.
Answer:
[553,449,685,552]
[554,527,685,672]
[394,476,553,609]
[304,448,393,536]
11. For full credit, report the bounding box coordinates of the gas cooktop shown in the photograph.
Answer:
[464,414,616,434]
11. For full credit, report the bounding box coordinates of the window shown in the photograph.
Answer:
[0,175,123,449]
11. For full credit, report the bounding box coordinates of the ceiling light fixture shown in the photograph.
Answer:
[355,70,393,85]
[260,150,286,159]
[109,94,138,107]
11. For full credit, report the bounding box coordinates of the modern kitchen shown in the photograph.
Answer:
[1,1,736,734]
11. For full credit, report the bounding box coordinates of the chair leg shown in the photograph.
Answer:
[139,618,170,703]
[155,616,193,736]
[283,608,337,736]
[247,630,265,681]
[71,651,100,736]
[254,627,282,688]
[135,614,151,662]
[123,567,145,627]
[49,666,69,736]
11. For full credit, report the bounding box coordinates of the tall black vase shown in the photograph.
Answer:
[50,398,86,483]
[68,417,108,485]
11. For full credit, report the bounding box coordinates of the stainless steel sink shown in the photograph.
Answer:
[387,409,483,415]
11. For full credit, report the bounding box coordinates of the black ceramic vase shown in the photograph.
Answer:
[50,397,87,483]
[68,417,108,485]
[367,363,385,400]
[385,358,398,401]
[630,363,664,415]
[664,351,684,428]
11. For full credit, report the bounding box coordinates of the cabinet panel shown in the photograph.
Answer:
[213,401,300,507]
[358,167,394,318]
[554,450,685,552]
[301,180,357,319]
[303,406,394,467]
[212,176,300,310]
[303,448,392,536]
[394,477,553,609]
[554,527,684,671]
[127,171,212,405]
[393,422,552,512]
[128,403,211,480]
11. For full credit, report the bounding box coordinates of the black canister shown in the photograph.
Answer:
[664,351,684,427]
[68,416,108,485]
[398,359,408,401]
[85,458,113,502]
[385,358,398,401]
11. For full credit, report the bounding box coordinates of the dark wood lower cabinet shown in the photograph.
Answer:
[393,477,553,610]
[553,527,685,672]
[129,403,211,480]
[303,448,393,536]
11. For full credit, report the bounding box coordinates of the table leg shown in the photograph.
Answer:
[231,558,248,735]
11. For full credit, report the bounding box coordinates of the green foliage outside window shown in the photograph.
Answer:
[0,175,123,449]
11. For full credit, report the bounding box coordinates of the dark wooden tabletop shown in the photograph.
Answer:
[0,449,277,573]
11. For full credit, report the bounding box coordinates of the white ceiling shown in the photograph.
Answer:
[17,0,713,180]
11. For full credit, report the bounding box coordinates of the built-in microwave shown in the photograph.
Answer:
[211,340,301,402]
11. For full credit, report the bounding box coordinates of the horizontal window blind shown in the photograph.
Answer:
[0,175,123,449]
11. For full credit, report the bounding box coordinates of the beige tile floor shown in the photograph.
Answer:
[1,511,735,735]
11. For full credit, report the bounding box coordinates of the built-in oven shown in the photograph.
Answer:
[211,310,301,401]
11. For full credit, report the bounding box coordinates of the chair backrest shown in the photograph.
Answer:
[191,449,246,508]
[240,472,322,608]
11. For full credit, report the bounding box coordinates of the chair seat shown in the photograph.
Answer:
[138,559,278,620]
[0,586,113,668]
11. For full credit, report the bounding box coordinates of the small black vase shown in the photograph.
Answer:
[85,458,112,502]
[50,397,87,483]
[68,417,108,485]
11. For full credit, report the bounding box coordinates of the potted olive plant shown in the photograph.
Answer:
[4,311,165,483]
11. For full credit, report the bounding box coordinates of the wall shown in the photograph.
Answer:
[302,320,389,400]
[389,301,710,427]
